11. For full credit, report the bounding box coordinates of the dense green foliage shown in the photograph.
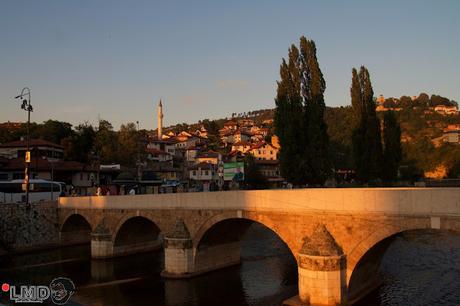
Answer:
[274,36,331,186]
[382,111,402,182]
[243,154,268,189]
[351,67,383,183]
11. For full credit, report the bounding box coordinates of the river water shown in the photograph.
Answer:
[1,225,460,306]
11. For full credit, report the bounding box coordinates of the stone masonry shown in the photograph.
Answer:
[0,201,59,252]
[57,188,460,305]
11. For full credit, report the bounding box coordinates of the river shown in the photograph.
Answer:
[1,225,460,306]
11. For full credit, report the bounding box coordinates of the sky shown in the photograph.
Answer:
[1,0,459,130]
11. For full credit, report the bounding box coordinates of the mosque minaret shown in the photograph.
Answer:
[157,99,163,139]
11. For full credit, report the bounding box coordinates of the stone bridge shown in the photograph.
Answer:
[58,188,460,305]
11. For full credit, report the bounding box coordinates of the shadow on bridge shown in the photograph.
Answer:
[60,214,92,245]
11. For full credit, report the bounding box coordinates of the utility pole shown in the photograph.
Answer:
[14,87,33,207]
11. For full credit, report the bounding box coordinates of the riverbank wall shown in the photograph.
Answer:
[0,201,59,253]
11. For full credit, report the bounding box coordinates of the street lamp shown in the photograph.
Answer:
[136,121,141,182]
[14,87,33,206]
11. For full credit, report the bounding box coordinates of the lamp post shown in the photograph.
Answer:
[136,121,141,182]
[14,87,33,206]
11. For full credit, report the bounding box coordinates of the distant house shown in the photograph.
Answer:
[256,159,283,186]
[0,139,64,160]
[222,120,238,131]
[0,157,98,194]
[434,105,458,115]
[175,136,202,150]
[248,142,279,161]
[145,147,172,162]
[0,139,99,194]
[232,130,251,144]
[185,145,202,163]
[194,126,208,138]
[231,141,252,153]
[443,124,460,143]
[196,150,221,165]
[147,139,176,157]
[188,162,218,191]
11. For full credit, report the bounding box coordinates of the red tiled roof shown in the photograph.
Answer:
[232,141,251,146]
[0,158,96,171]
[0,139,64,149]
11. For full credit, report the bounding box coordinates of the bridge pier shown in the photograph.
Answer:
[162,219,195,277]
[91,223,114,258]
[285,225,347,306]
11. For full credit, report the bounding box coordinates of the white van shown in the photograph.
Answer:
[0,179,65,204]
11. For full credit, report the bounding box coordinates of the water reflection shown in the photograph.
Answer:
[3,227,458,305]
[356,230,460,306]
[0,223,297,306]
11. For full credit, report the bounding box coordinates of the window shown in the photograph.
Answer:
[80,173,83,180]
[0,173,8,181]
[205,170,209,176]
[192,170,196,176]
[87,173,90,180]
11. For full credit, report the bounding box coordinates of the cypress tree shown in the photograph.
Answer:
[351,66,383,183]
[361,67,383,181]
[274,36,331,186]
[275,46,305,185]
[382,111,402,182]
[351,68,367,181]
[299,37,331,185]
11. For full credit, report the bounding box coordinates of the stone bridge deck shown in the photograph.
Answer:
[58,188,460,306]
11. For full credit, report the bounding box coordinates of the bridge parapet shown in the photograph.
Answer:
[59,188,460,216]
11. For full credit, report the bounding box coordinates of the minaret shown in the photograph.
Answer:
[157,99,163,139]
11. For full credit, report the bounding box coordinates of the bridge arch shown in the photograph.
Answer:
[192,213,297,276]
[60,213,92,245]
[112,216,163,256]
[192,212,296,256]
[347,222,460,303]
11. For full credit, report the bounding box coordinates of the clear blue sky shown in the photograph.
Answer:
[1,0,459,130]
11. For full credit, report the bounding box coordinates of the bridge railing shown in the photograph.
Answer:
[58,188,460,216]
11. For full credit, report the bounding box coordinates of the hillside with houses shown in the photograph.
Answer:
[0,92,459,197]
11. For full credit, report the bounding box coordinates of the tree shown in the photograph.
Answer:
[351,66,383,183]
[382,111,402,182]
[243,154,268,189]
[415,93,430,107]
[399,96,412,109]
[118,122,139,167]
[299,37,331,185]
[274,36,331,186]
[275,44,305,185]
[37,120,73,144]
[93,119,118,164]
[62,123,95,162]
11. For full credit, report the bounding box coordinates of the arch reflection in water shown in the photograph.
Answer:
[354,230,460,306]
